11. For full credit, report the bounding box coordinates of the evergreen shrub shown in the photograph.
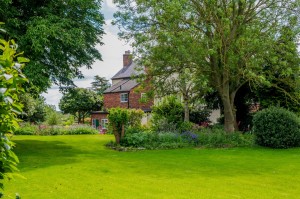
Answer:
[252,107,300,148]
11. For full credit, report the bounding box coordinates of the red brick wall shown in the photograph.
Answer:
[104,92,129,109]
[103,86,153,109]
[129,90,153,109]
[91,112,108,122]
[104,91,153,110]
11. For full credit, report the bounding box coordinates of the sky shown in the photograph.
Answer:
[41,0,130,110]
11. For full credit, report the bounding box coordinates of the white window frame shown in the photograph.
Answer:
[120,93,128,102]
[101,119,108,129]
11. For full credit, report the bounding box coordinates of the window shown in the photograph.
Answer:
[101,119,108,129]
[120,93,128,102]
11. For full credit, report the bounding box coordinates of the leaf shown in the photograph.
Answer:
[17,57,30,63]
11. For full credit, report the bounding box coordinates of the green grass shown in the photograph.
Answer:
[4,135,300,199]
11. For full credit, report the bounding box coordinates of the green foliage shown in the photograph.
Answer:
[254,24,300,113]
[189,108,212,124]
[62,115,75,126]
[46,112,61,126]
[252,107,300,148]
[14,124,98,136]
[108,108,145,144]
[128,109,144,128]
[90,75,111,95]
[121,131,186,149]
[0,35,28,190]
[59,88,102,124]
[14,123,38,135]
[197,128,254,148]
[0,0,105,92]
[114,0,299,132]
[151,96,184,131]
[18,94,50,123]
[120,127,254,150]
[108,108,130,144]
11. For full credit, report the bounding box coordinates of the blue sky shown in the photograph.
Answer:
[42,0,130,109]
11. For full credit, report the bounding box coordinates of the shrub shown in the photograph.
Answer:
[178,121,193,132]
[14,123,38,135]
[121,131,187,149]
[67,125,98,135]
[108,108,130,144]
[108,108,145,144]
[196,128,254,148]
[252,107,300,148]
[181,131,199,145]
[151,118,178,133]
[189,108,212,124]
[151,96,184,130]
[14,124,98,136]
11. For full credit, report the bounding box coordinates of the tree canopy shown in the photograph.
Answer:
[113,0,300,132]
[0,0,105,93]
[91,75,111,95]
[59,88,103,124]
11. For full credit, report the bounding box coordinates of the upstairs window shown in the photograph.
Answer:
[120,93,128,102]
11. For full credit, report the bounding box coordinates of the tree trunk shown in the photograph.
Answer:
[113,125,120,144]
[77,113,81,124]
[183,98,190,122]
[222,97,236,132]
[219,84,238,132]
[121,124,125,140]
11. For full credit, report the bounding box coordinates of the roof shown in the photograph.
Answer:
[104,79,139,93]
[111,62,143,80]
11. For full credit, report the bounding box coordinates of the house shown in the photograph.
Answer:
[91,51,153,132]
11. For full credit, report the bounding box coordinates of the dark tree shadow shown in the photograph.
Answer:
[12,140,86,171]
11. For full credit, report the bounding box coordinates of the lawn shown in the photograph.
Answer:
[4,135,300,199]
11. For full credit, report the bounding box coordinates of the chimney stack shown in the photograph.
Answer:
[123,50,132,67]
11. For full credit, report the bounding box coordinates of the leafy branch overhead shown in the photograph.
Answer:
[0,0,105,93]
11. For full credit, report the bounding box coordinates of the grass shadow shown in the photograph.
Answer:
[12,139,85,171]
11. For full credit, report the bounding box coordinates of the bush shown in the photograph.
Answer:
[121,131,187,149]
[151,96,184,130]
[14,124,98,136]
[119,126,254,150]
[66,125,98,135]
[14,123,38,135]
[252,107,300,148]
[197,128,254,148]
[151,118,178,133]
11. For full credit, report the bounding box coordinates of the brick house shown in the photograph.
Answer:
[91,51,153,132]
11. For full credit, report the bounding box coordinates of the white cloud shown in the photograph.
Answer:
[42,21,131,110]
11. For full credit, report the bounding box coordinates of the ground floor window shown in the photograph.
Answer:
[101,119,108,129]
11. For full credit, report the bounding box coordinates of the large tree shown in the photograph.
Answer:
[59,88,102,124]
[0,0,105,93]
[91,75,111,95]
[113,0,300,132]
